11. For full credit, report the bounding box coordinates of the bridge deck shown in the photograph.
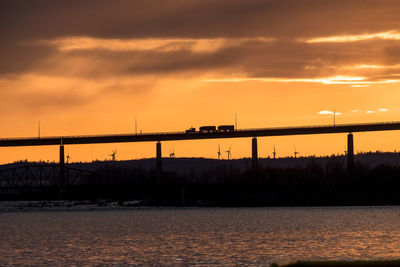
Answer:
[1,122,400,147]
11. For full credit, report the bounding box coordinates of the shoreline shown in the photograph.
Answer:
[0,200,144,212]
[1,200,399,213]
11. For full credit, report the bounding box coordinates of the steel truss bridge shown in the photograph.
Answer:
[0,164,99,188]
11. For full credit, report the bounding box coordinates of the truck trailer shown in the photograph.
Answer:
[199,126,217,132]
[217,125,234,132]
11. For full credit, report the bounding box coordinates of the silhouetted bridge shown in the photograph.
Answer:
[1,122,400,181]
[0,164,99,188]
[1,122,400,146]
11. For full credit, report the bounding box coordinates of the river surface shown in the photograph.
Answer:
[1,206,400,266]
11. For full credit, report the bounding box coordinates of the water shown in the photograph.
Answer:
[1,206,400,266]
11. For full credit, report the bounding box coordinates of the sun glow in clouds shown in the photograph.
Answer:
[350,85,370,88]
[319,108,388,116]
[318,110,342,115]
[345,64,400,70]
[305,30,400,43]
[205,76,366,84]
[365,108,389,114]
[321,76,365,84]
[37,37,275,53]
[356,65,383,69]
[204,75,400,86]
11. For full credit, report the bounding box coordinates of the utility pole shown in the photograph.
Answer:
[135,117,137,135]
[333,109,336,127]
[235,113,237,130]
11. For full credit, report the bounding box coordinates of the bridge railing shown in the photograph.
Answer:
[1,121,400,141]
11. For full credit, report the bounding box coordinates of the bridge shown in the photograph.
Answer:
[1,121,400,176]
[0,163,99,188]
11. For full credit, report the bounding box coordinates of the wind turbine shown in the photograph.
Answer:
[273,145,276,159]
[217,144,222,160]
[225,145,232,160]
[66,154,71,164]
[294,146,300,159]
[169,148,175,158]
[109,149,117,161]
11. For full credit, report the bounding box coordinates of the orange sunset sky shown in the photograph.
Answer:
[1,0,400,164]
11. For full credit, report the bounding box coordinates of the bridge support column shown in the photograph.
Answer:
[252,137,258,171]
[347,133,354,173]
[156,141,162,184]
[59,144,66,197]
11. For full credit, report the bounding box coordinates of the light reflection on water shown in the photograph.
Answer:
[1,207,400,266]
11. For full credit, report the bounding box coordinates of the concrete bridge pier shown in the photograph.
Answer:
[252,137,258,171]
[59,144,66,197]
[156,141,162,185]
[347,133,354,172]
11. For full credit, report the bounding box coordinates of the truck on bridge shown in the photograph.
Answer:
[217,125,234,132]
[185,127,196,134]
[199,126,217,132]
[186,125,235,133]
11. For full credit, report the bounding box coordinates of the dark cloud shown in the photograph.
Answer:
[16,39,398,81]
[1,0,400,79]
[2,0,400,41]
[0,43,57,75]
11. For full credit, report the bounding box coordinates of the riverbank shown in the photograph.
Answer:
[2,200,400,213]
[0,200,144,212]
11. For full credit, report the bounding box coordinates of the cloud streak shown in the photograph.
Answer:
[305,30,400,43]
[318,110,342,115]
[37,37,275,53]
[203,76,400,86]
[317,108,389,116]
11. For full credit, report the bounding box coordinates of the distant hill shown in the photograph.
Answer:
[2,151,400,172]
[2,151,400,204]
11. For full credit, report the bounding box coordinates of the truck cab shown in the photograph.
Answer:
[185,127,196,134]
